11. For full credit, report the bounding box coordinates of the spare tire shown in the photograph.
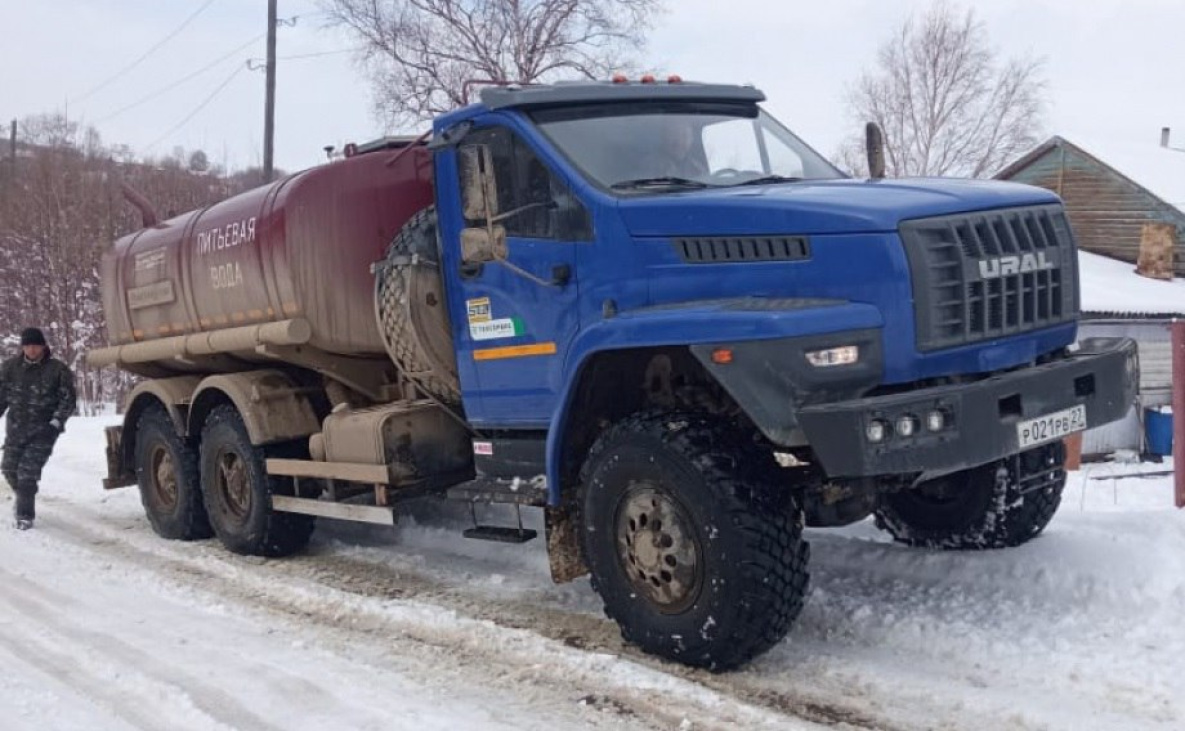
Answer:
[375,207,461,403]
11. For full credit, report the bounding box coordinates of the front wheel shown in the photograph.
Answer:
[199,405,315,557]
[875,442,1066,550]
[578,413,810,671]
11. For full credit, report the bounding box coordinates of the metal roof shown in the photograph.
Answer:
[999,135,1185,215]
[1079,250,1185,318]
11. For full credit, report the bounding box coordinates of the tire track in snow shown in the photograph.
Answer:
[35,498,844,731]
[0,590,195,731]
[0,564,282,731]
[44,496,901,731]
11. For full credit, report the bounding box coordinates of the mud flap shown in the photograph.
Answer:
[545,505,588,583]
[103,425,136,490]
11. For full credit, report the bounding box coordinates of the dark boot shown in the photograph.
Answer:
[14,481,36,528]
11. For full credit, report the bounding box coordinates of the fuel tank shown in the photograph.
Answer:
[99,143,434,362]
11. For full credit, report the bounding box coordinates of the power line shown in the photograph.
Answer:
[93,33,265,125]
[75,0,218,103]
[146,62,247,152]
[277,46,362,61]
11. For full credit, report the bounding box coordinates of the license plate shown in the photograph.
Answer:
[1017,405,1087,449]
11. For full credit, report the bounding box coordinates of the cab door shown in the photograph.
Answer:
[436,121,594,428]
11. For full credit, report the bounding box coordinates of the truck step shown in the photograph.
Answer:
[446,476,548,506]
[462,525,538,544]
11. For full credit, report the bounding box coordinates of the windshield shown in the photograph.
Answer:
[530,102,844,192]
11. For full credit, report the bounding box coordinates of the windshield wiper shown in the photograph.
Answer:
[730,175,803,187]
[610,176,711,190]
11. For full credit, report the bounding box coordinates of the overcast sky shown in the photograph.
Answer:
[2,0,1181,173]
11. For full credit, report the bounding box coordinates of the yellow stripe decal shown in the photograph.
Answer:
[473,342,557,361]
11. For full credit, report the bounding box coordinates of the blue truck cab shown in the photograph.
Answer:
[413,79,1136,668]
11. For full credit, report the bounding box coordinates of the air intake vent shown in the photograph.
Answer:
[673,236,810,264]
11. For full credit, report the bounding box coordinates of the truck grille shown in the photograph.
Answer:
[899,204,1080,352]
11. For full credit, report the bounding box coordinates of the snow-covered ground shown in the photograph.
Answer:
[1,417,1182,731]
[1077,249,1185,315]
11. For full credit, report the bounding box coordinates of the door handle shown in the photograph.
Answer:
[459,261,484,279]
[550,264,571,287]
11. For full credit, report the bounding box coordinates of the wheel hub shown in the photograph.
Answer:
[616,486,701,613]
[217,451,252,519]
[149,446,178,508]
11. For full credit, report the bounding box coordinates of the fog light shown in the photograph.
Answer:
[866,419,889,443]
[926,409,946,432]
[896,414,919,437]
[805,345,859,367]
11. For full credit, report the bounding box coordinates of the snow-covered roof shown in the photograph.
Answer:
[1062,135,1185,212]
[1078,249,1185,317]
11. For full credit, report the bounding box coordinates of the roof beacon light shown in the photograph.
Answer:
[640,74,656,84]
[611,73,628,84]
[667,74,683,84]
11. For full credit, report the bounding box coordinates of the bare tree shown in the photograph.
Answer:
[838,1,1044,178]
[0,114,258,412]
[322,0,665,126]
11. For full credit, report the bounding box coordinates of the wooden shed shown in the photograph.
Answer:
[997,133,1185,276]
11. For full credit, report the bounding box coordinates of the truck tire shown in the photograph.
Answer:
[134,405,212,540]
[199,405,315,557]
[875,442,1066,550]
[578,412,810,671]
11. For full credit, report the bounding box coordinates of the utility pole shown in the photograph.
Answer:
[263,0,277,183]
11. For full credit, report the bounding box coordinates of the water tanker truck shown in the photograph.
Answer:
[90,79,1137,670]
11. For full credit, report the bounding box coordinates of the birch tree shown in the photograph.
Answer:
[838,1,1044,178]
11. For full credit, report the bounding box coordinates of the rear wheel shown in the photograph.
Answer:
[134,405,211,540]
[875,442,1066,549]
[199,405,314,557]
[579,412,810,671]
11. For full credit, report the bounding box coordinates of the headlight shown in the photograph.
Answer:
[805,345,859,367]
[866,419,889,443]
[896,414,919,438]
[926,409,947,432]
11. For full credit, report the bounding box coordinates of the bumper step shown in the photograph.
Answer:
[462,525,538,543]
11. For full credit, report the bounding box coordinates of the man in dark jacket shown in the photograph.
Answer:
[0,327,77,529]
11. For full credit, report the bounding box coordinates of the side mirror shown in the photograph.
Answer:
[459,144,499,221]
[460,226,507,264]
[865,122,886,180]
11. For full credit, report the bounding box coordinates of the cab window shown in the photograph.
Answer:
[459,126,593,241]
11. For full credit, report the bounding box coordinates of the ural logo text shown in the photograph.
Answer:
[978,252,1054,279]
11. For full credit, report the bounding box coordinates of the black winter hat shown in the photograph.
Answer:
[19,327,46,346]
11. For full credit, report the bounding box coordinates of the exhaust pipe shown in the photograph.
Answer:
[120,182,159,228]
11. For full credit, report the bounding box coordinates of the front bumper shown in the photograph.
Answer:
[797,337,1137,478]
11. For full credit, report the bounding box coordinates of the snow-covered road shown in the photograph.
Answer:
[1,417,1181,730]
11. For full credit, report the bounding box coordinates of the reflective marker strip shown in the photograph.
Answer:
[473,342,557,361]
